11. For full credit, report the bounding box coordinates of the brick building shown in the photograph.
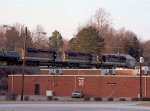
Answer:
[8,69,150,98]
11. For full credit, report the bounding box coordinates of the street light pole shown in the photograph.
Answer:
[139,56,144,99]
[139,61,142,98]
[21,27,27,101]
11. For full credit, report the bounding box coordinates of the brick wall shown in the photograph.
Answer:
[8,74,150,98]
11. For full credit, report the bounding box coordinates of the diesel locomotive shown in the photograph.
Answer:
[0,48,136,69]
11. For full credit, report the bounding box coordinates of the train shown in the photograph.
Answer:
[0,50,20,65]
[0,48,136,69]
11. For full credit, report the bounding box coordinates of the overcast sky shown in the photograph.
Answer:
[0,0,150,41]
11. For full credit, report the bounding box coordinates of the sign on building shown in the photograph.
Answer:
[78,77,84,86]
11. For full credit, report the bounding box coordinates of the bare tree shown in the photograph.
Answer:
[12,23,33,49]
[0,26,5,50]
[0,34,6,51]
[76,7,143,56]
[112,28,141,60]
[93,8,112,29]
[32,25,47,49]
[19,30,34,49]
[13,22,26,35]
[0,23,34,50]
[113,28,126,54]
[89,8,113,53]
[142,40,150,65]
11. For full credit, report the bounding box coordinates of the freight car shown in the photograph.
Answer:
[0,48,136,69]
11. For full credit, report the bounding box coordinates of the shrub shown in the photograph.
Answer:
[119,98,126,101]
[54,98,58,101]
[24,96,30,101]
[131,97,139,101]
[146,98,150,101]
[140,97,146,101]
[107,97,113,101]
[84,97,90,101]
[5,93,17,101]
[94,97,102,101]
[47,96,53,101]
[140,97,150,101]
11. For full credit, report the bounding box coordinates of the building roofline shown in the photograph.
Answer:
[8,74,150,78]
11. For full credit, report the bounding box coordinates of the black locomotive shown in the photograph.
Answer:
[24,48,99,68]
[0,48,136,69]
[0,51,19,65]
[101,53,136,69]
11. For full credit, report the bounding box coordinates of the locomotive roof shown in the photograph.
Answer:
[0,51,20,58]
[65,51,91,55]
[26,48,56,53]
[0,51,5,56]
[4,51,20,58]
[103,53,136,60]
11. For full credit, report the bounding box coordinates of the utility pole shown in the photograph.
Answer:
[21,27,27,101]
